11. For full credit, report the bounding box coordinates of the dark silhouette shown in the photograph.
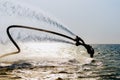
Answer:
[0,25,94,58]
[75,36,94,58]
[75,36,85,46]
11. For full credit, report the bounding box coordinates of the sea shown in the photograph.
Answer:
[92,44,120,80]
[0,44,120,80]
[0,0,120,80]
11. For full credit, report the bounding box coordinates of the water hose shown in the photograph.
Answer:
[0,25,94,58]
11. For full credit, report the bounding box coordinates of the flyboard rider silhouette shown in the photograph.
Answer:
[0,25,94,58]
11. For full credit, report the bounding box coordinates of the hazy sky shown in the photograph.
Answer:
[20,0,120,44]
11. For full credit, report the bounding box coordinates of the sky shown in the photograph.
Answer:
[19,0,120,44]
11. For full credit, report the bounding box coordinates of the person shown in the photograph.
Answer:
[83,44,94,58]
[75,36,94,58]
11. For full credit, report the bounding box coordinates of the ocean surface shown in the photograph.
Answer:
[0,44,120,80]
[0,0,120,80]
[92,44,120,80]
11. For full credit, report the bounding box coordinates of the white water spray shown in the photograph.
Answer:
[0,0,92,64]
[0,0,75,35]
